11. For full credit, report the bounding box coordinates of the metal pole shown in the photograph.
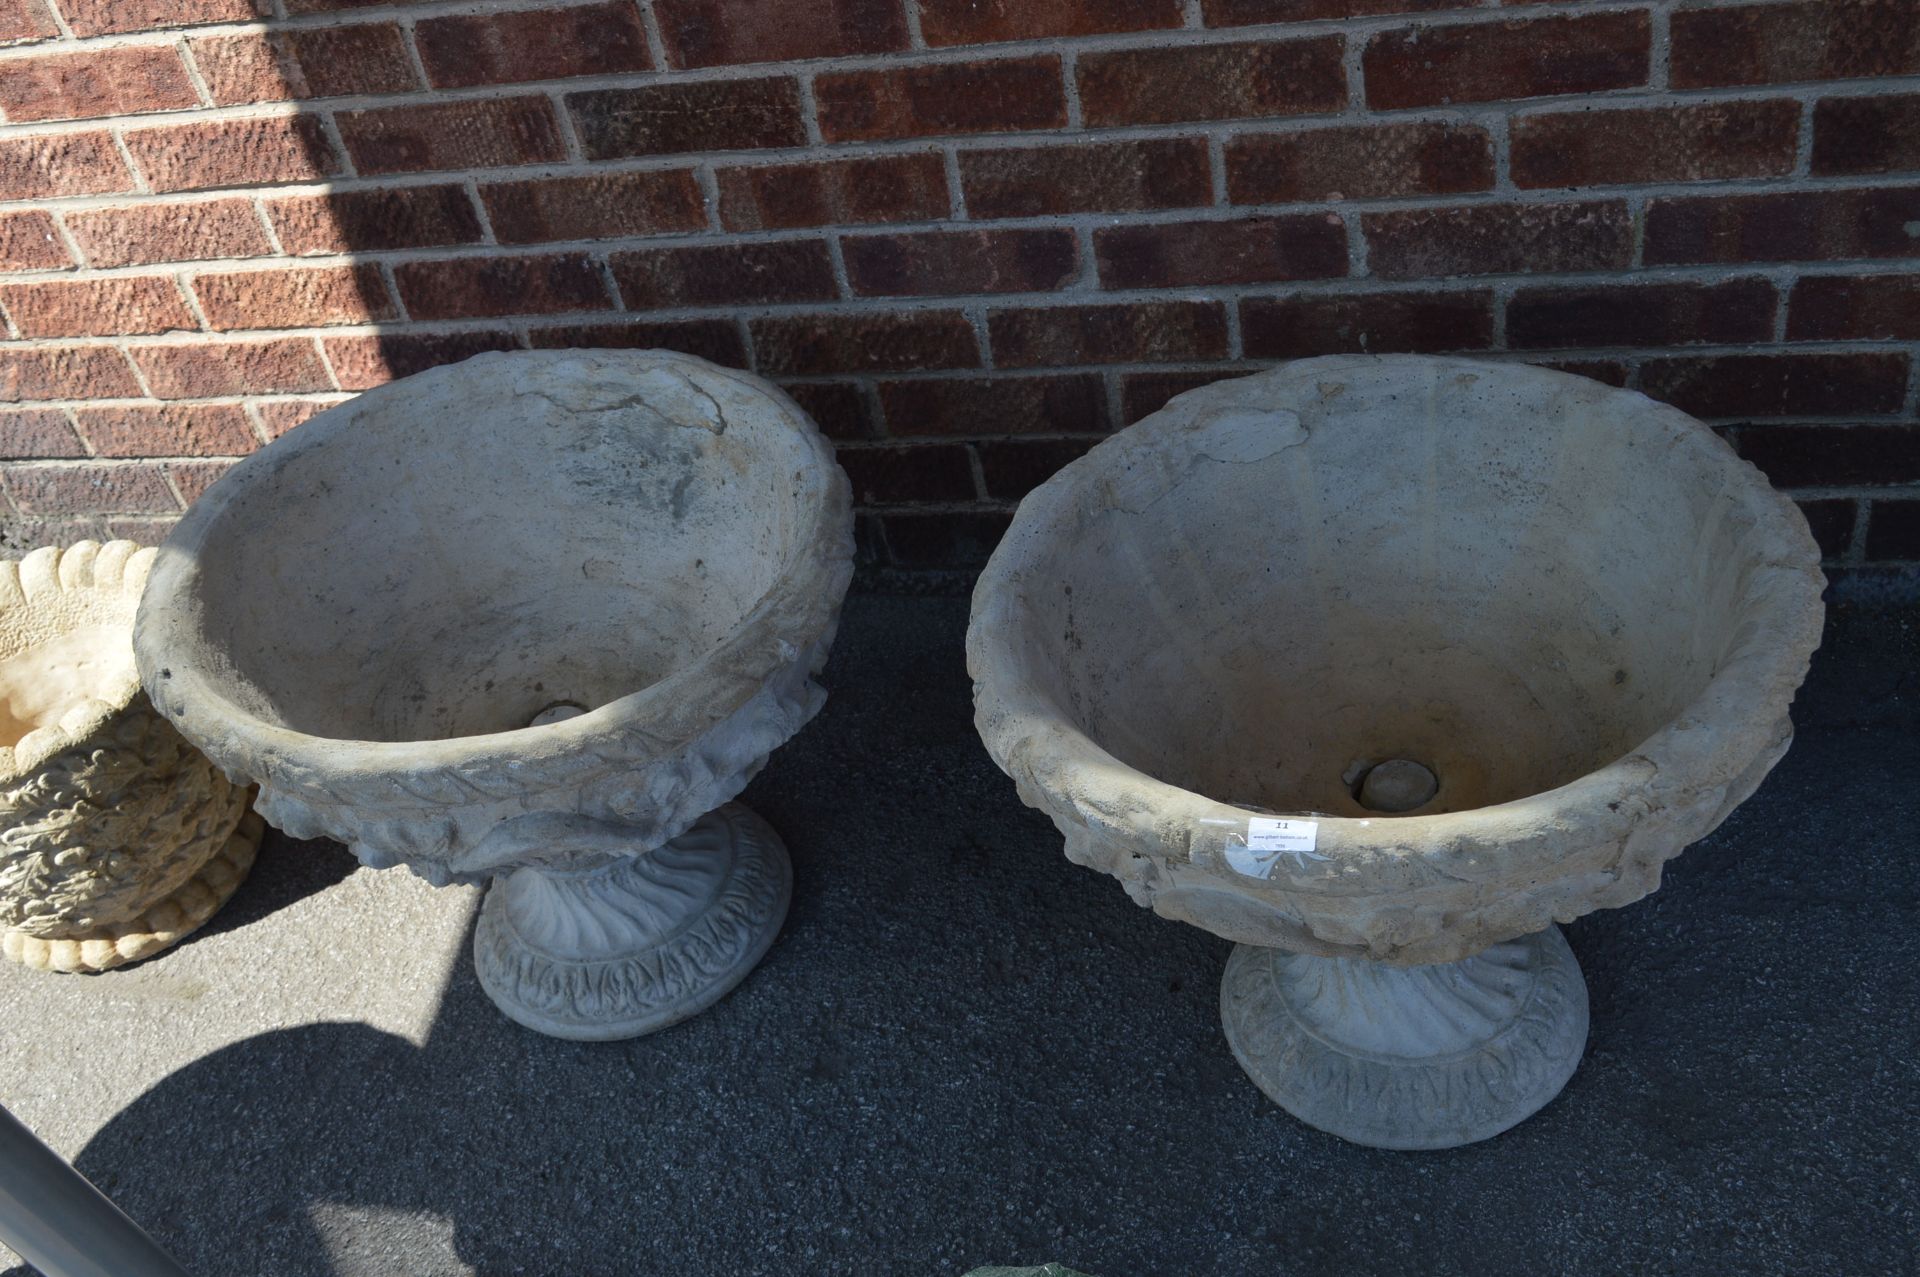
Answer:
[0,1101,190,1277]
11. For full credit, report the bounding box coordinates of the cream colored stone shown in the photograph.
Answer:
[968,355,1825,1147]
[135,350,853,1039]
[0,540,258,973]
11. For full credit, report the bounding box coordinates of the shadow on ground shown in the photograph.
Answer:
[15,595,1918,1276]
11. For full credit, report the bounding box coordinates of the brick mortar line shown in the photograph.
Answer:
[632,0,670,71]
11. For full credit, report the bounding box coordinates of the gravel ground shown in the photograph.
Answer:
[2,589,1915,1277]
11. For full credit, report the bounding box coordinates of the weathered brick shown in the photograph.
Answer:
[338,98,566,176]
[1,276,195,338]
[1734,424,1920,490]
[322,332,521,390]
[750,311,979,374]
[1204,0,1476,23]
[126,116,342,192]
[977,437,1098,500]
[0,131,135,201]
[921,0,1179,45]
[878,374,1109,437]
[526,318,748,367]
[0,409,83,458]
[131,338,332,397]
[1789,274,1920,341]
[611,241,836,308]
[59,0,265,37]
[1242,290,1494,358]
[1640,353,1909,418]
[66,199,272,269]
[1095,214,1347,288]
[879,510,1009,566]
[1796,498,1857,557]
[1365,201,1632,279]
[780,381,872,440]
[100,516,175,544]
[655,0,906,67]
[1364,13,1649,109]
[816,57,1066,142]
[718,155,949,231]
[253,398,341,439]
[1226,121,1492,203]
[74,404,257,458]
[192,25,418,104]
[0,45,198,124]
[1507,280,1777,349]
[1671,0,1920,88]
[1078,37,1344,127]
[167,459,237,505]
[0,210,71,272]
[837,442,975,504]
[193,265,394,330]
[1645,189,1920,265]
[1812,94,1920,177]
[1865,499,1920,561]
[482,171,706,245]
[0,346,141,402]
[843,229,1077,297]
[961,139,1210,218]
[415,2,650,89]
[394,255,611,321]
[1,0,58,46]
[1511,101,1799,188]
[989,300,1229,367]
[3,462,177,514]
[1122,369,1249,423]
[569,79,806,159]
[269,185,483,256]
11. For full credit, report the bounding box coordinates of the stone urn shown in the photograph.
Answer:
[0,540,260,973]
[968,356,1825,1149]
[134,350,854,1040]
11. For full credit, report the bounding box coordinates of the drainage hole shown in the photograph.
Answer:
[1353,759,1439,813]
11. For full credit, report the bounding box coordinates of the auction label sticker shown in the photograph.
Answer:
[1222,818,1321,879]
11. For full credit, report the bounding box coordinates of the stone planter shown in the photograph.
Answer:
[135,351,853,1040]
[968,356,1825,1149]
[1,541,260,973]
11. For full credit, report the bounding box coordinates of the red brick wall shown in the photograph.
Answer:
[1,0,1917,570]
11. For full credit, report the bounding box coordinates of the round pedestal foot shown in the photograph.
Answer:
[473,802,791,1041]
[1220,926,1588,1150]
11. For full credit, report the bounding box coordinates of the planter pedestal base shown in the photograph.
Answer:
[1220,925,1588,1149]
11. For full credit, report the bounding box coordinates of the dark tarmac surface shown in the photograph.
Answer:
[7,588,1917,1276]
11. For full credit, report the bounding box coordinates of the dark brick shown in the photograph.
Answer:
[1734,424,1920,490]
[0,45,198,123]
[1507,279,1777,349]
[879,510,1010,567]
[816,57,1066,142]
[977,437,1098,500]
[0,276,196,338]
[415,2,650,89]
[1511,101,1800,188]
[0,409,83,459]
[395,254,611,321]
[124,116,341,192]
[1865,499,1920,561]
[1078,37,1344,127]
[837,442,975,504]
[569,79,806,159]
[525,318,747,368]
[1365,201,1632,279]
[1788,274,1920,341]
[322,331,522,390]
[1364,12,1649,110]
[0,347,141,402]
[751,311,979,374]
[878,374,1109,437]
[0,131,133,201]
[1241,290,1493,358]
[989,300,1229,367]
[1671,0,1920,88]
[194,25,417,103]
[611,240,835,308]
[1095,214,1347,288]
[131,338,333,397]
[483,171,706,245]
[961,139,1210,218]
[193,264,393,329]
[3,462,177,514]
[1203,0,1476,24]
[75,404,257,458]
[59,0,263,36]
[921,0,1179,45]
[843,229,1077,297]
[269,185,482,255]
[1812,94,1920,177]
[718,154,949,231]
[67,199,272,268]
[1122,369,1250,423]
[1640,354,1909,419]
[338,98,566,176]
[1226,121,1492,203]
[1645,189,1920,265]
[0,210,72,272]
[655,0,906,67]
[1796,498,1857,557]
[779,381,873,440]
